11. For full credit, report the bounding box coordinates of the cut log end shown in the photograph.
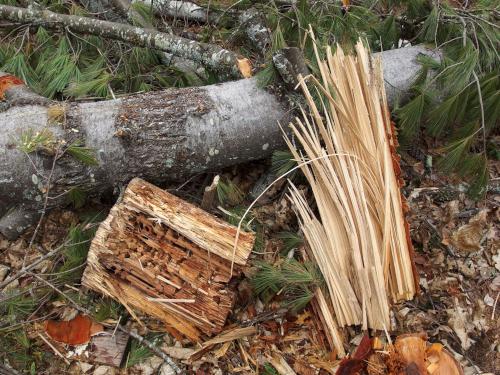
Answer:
[82,178,254,341]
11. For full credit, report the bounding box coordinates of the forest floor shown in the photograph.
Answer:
[0,148,498,375]
[0,0,498,373]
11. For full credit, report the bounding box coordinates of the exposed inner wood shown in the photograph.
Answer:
[82,178,254,341]
[286,39,418,354]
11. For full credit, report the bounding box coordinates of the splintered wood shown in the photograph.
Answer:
[82,178,254,342]
[286,38,418,354]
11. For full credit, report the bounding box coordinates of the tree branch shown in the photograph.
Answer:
[0,4,248,78]
[134,0,226,24]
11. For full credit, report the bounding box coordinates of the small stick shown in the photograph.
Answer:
[38,333,71,366]
[492,291,499,320]
[111,315,121,338]
[157,275,181,289]
[30,273,182,373]
[201,175,220,210]
[24,146,64,266]
[121,327,181,373]
[0,239,90,291]
[147,298,195,303]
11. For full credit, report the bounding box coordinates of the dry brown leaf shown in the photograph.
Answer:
[389,333,463,375]
[188,326,257,361]
[237,58,252,78]
[447,210,488,253]
[44,314,103,345]
[161,346,195,360]
[394,334,428,373]
[267,353,296,375]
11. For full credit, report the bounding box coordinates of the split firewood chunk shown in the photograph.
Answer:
[82,178,255,342]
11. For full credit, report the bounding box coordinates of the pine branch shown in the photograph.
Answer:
[0,4,248,78]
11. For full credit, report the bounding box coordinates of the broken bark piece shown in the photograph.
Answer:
[201,175,220,211]
[82,178,255,341]
[273,47,310,90]
[188,326,257,361]
[88,331,129,367]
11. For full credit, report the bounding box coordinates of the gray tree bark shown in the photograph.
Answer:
[0,45,440,239]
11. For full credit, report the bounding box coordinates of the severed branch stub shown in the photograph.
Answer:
[201,175,220,211]
[82,178,255,342]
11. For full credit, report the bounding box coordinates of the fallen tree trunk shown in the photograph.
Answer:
[0,45,440,239]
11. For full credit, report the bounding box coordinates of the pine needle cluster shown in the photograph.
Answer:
[0,1,201,100]
[395,1,499,196]
[252,258,323,312]
[259,0,499,196]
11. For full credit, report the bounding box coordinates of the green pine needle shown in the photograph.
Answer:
[56,224,96,283]
[18,129,55,154]
[66,141,99,166]
[251,258,323,312]
[66,187,87,209]
[277,231,304,253]
[397,92,430,143]
[1,54,38,88]
[0,291,37,322]
[263,363,279,375]
[217,179,244,206]
[126,338,154,368]
[271,150,297,177]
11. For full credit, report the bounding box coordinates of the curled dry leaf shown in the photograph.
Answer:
[394,333,428,374]
[0,74,24,99]
[446,210,488,253]
[237,58,252,78]
[337,333,463,375]
[393,334,464,375]
[44,314,104,345]
[336,335,373,375]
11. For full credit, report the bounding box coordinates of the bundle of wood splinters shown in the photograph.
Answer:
[286,37,418,355]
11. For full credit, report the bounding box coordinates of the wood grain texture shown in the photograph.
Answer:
[82,178,254,341]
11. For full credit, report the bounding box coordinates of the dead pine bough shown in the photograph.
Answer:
[82,178,255,342]
[285,38,418,355]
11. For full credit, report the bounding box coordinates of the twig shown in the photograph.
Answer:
[471,71,487,157]
[0,363,21,375]
[28,273,182,373]
[0,4,244,77]
[24,146,61,266]
[121,327,181,373]
[38,333,71,366]
[29,272,83,310]
[146,298,195,303]
[0,239,89,291]
[111,315,121,338]
[492,291,499,320]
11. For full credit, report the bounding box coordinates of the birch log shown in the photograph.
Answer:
[0,45,440,239]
